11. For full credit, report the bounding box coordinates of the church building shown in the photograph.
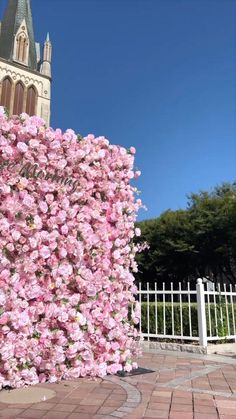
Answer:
[0,0,52,125]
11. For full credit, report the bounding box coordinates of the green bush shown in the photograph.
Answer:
[205,302,236,338]
[140,302,236,340]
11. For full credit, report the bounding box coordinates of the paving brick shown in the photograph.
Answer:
[194,414,219,419]
[58,397,84,404]
[67,414,92,419]
[79,398,104,406]
[30,402,56,410]
[152,390,172,397]
[170,403,193,412]
[143,415,168,419]
[173,391,192,398]
[42,412,69,419]
[216,400,236,409]
[169,413,193,419]
[219,416,236,419]
[145,409,169,418]
[0,408,24,418]
[194,393,214,400]
[126,405,146,417]
[97,406,115,414]
[150,396,172,403]
[194,399,215,407]
[104,400,123,408]
[92,415,109,419]
[3,403,32,409]
[53,403,77,412]
[172,397,193,405]
[74,405,99,414]
[218,408,236,416]
[106,394,127,401]
[17,409,45,418]
[194,405,218,414]
[148,402,170,411]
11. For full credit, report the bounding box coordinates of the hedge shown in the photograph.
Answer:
[140,302,236,339]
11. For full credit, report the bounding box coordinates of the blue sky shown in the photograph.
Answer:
[1,0,235,220]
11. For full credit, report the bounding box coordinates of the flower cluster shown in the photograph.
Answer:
[0,109,142,388]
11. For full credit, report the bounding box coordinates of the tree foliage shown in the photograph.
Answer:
[135,182,236,286]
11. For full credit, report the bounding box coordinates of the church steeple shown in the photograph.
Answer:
[0,0,52,125]
[0,0,37,70]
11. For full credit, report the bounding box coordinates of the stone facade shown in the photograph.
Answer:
[0,58,51,125]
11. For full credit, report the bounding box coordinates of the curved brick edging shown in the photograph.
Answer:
[105,376,141,418]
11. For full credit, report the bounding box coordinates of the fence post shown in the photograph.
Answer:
[196,278,207,347]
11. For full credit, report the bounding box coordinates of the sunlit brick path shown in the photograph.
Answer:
[1,350,236,418]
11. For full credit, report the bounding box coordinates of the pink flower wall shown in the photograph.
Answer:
[0,108,142,388]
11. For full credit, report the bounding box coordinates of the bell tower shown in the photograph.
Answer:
[0,0,52,125]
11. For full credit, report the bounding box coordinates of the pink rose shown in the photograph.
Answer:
[39,246,51,259]
[17,142,28,153]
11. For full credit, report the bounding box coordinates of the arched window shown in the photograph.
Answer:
[1,77,12,111]
[13,82,24,115]
[26,86,37,116]
[16,33,28,64]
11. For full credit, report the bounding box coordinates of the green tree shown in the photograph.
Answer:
[135,182,236,286]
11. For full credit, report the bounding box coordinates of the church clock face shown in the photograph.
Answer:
[0,0,52,126]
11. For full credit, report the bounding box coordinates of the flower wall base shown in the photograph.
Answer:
[0,110,141,389]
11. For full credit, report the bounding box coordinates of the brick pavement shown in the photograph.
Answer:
[0,350,236,418]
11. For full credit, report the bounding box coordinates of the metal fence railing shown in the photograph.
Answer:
[137,278,236,347]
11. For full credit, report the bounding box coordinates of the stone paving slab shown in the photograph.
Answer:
[0,350,236,418]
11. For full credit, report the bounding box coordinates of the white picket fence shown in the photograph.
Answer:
[137,278,236,347]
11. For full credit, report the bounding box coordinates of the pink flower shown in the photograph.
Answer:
[34,215,42,229]
[0,313,8,325]
[107,363,122,374]
[81,350,93,361]
[124,363,133,372]
[17,142,28,153]
[58,312,69,323]
[4,146,14,156]
[59,248,67,258]
[97,149,106,159]
[134,170,141,179]
[39,246,51,259]
[45,194,54,204]
[135,228,141,237]
[57,159,67,170]
[58,262,73,278]
[23,194,35,208]
[29,237,37,249]
[39,202,48,214]
[61,225,68,235]
[113,250,121,260]
[29,139,40,148]
[0,290,7,305]
[87,285,97,297]
[76,313,86,326]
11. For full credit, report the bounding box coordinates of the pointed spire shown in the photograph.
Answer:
[0,0,37,70]
[40,32,52,78]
